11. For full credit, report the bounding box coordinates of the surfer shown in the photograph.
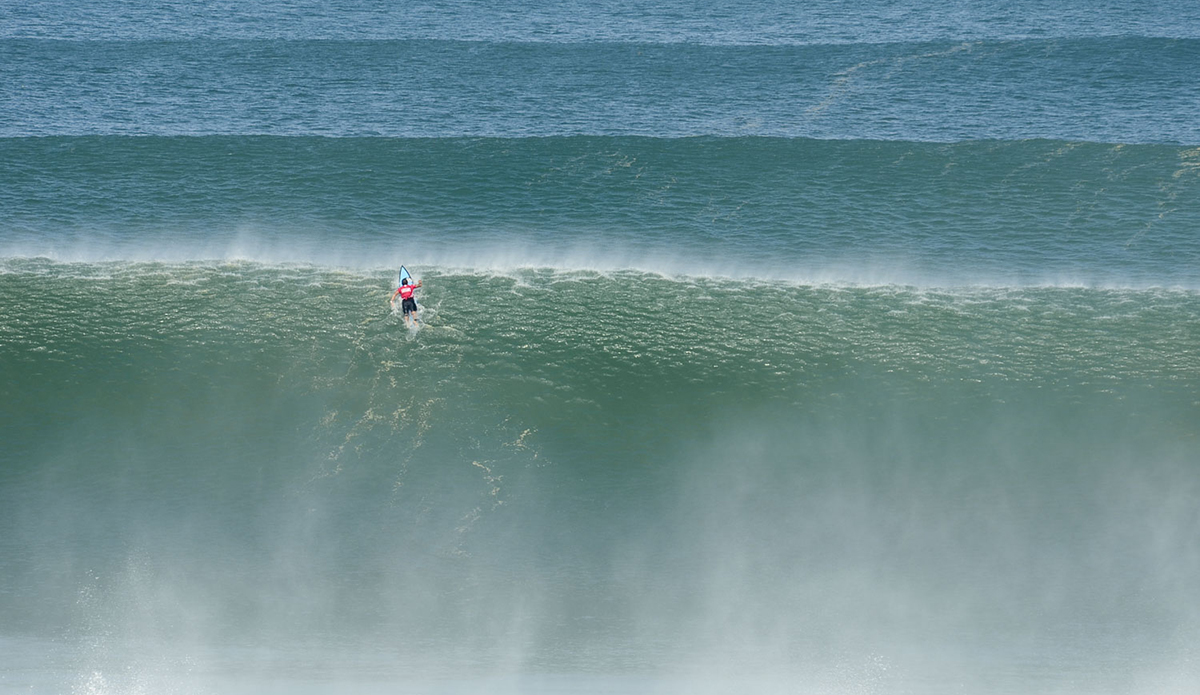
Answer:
[390,276,423,328]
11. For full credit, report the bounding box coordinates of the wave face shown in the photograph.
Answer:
[3,1,1200,693]
[3,136,1199,288]
[3,261,1200,693]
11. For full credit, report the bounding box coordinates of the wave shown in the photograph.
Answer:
[4,38,1198,141]
[3,136,1199,288]
[3,258,1199,686]
[4,250,1200,294]
[4,258,1199,379]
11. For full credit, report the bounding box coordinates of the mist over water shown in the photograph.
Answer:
[2,263,1199,693]
[4,1,1200,693]
[3,136,1199,289]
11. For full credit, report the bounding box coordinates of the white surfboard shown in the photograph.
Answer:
[397,266,421,330]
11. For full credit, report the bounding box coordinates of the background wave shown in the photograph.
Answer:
[3,38,1198,141]
[4,136,1198,287]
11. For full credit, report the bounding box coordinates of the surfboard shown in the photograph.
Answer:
[396,266,421,330]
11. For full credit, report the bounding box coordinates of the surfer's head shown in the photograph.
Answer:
[402,278,409,285]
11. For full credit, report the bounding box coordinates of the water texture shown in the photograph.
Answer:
[2,2,1199,694]
[3,38,1199,142]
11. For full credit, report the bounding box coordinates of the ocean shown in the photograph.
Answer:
[2,2,1200,693]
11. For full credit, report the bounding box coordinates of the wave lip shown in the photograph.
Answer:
[4,256,1200,296]
[3,135,1198,289]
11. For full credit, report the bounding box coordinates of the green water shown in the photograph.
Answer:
[2,262,1198,692]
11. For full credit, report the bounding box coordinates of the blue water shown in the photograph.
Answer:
[2,2,1200,694]
[3,38,1199,142]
